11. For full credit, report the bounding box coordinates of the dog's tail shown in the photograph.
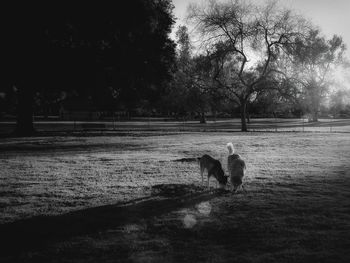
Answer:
[227,142,235,155]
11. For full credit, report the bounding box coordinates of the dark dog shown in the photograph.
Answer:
[198,154,228,189]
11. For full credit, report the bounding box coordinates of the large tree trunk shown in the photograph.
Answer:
[199,111,206,124]
[246,102,250,123]
[15,86,35,136]
[240,101,248,132]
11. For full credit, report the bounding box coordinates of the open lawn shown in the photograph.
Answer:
[0,131,350,262]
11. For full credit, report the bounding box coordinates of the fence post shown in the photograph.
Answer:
[113,112,115,130]
[302,117,304,132]
[275,117,277,132]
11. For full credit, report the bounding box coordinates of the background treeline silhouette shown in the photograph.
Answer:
[1,1,176,135]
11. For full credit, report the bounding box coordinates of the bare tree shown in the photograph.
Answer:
[188,0,308,131]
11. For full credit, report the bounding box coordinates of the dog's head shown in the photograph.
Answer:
[216,168,228,188]
[218,178,228,189]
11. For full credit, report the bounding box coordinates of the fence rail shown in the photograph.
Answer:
[1,118,350,134]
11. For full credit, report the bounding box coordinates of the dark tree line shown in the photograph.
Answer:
[1,1,176,135]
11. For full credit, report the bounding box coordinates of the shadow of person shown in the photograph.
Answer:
[0,184,227,257]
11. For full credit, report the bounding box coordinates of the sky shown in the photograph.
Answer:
[171,0,350,87]
[172,0,350,48]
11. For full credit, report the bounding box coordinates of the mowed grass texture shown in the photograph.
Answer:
[0,132,349,262]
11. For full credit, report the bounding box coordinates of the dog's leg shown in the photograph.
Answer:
[207,175,210,189]
[241,184,247,193]
[200,167,205,186]
[200,168,203,186]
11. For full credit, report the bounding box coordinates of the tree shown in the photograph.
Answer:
[165,25,216,122]
[2,1,176,136]
[288,30,346,121]
[188,0,308,131]
[162,25,193,118]
[329,89,350,117]
[187,54,217,123]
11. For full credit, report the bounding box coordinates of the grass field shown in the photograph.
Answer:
[0,131,350,262]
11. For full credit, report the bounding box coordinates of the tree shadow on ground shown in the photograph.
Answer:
[0,184,227,256]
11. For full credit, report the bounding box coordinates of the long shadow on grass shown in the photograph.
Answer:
[0,184,227,256]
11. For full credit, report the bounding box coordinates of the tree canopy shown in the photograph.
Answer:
[2,1,176,135]
[287,30,346,121]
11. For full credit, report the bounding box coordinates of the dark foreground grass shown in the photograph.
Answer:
[0,132,349,262]
[1,183,349,263]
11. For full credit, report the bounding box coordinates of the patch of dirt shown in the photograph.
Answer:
[173,157,198,162]
[151,183,205,197]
